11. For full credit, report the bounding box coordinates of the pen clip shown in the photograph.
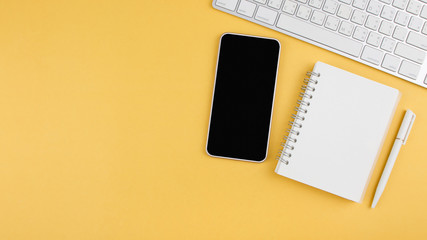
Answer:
[397,110,416,145]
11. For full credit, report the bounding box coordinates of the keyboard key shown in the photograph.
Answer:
[256,6,278,25]
[379,20,394,35]
[311,11,327,25]
[268,0,284,9]
[367,1,383,15]
[361,46,384,65]
[406,32,427,50]
[367,32,383,46]
[395,42,426,64]
[399,60,420,79]
[380,5,396,21]
[365,15,381,30]
[297,5,312,20]
[323,0,339,14]
[309,0,324,8]
[276,14,363,56]
[325,15,341,30]
[380,37,396,52]
[392,0,409,9]
[408,16,423,31]
[421,6,427,20]
[382,54,401,71]
[352,0,368,10]
[238,0,257,17]
[339,21,355,35]
[339,0,352,4]
[353,26,369,41]
[392,25,408,40]
[406,0,422,15]
[337,4,353,19]
[351,10,367,24]
[283,0,298,14]
[215,0,239,11]
[394,11,410,26]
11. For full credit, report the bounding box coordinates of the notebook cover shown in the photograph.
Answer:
[275,62,400,202]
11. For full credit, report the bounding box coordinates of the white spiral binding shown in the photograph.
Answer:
[277,71,320,165]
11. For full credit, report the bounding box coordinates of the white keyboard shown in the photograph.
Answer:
[213,0,427,88]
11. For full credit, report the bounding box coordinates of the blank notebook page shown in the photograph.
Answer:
[275,62,401,203]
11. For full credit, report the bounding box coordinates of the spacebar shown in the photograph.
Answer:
[276,14,362,57]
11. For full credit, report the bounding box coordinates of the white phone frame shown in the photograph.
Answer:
[206,32,281,163]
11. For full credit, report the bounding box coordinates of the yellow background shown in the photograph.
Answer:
[1,0,426,239]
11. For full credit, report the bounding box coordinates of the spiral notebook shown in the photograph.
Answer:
[276,62,400,203]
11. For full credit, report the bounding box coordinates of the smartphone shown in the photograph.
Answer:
[206,33,280,162]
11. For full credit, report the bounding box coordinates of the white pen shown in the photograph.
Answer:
[371,110,416,208]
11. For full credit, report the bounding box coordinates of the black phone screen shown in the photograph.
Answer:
[206,33,280,162]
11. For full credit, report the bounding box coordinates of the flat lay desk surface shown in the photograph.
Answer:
[1,1,426,239]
